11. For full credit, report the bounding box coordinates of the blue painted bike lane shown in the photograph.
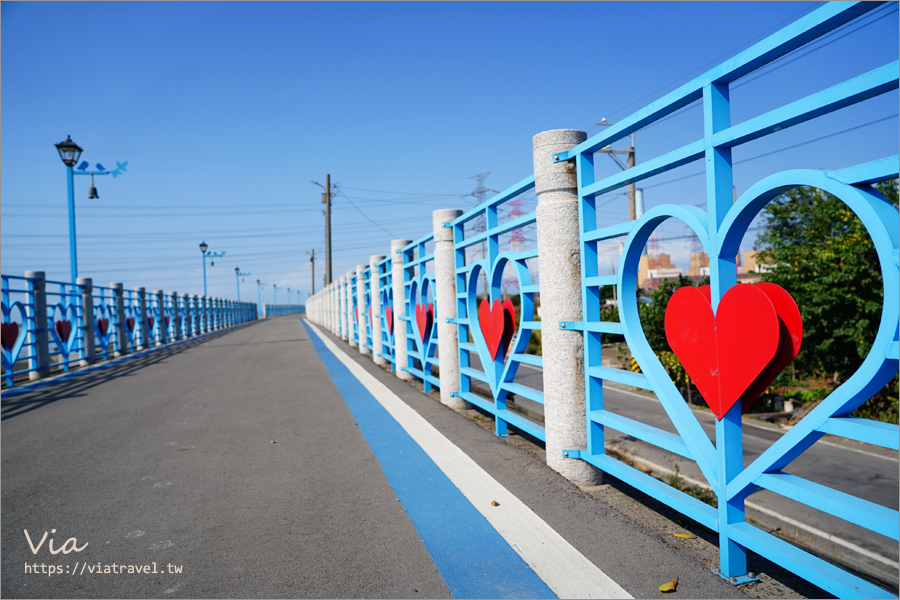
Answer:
[303,320,556,599]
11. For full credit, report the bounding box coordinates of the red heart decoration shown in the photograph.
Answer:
[479,298,515,361]
[501,298,517,357]
[665,283,799,420]
[415,303,434,344]
[163,316,170,328]
[1,322,20,351]
[96,318,109,336]
[126,317,136,332]
[355,306,359,327]
[176,316,182,326]
[147,317,155,329]
[369,305,373,328]
[740,283,803,412]
[55,319,72,342]
[385,306,394,335]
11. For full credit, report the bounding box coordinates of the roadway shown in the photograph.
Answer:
[2,317,755,599]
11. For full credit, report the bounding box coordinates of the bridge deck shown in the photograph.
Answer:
[2,317,753,598]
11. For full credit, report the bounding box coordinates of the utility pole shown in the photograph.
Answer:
[308,249,316,295]
[595,119,636,220]
[312,174,333,285]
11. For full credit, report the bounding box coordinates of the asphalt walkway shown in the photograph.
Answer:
[2,316,754,599]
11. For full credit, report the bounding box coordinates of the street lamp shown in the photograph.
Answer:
[287,287,292,304]
[235,267,251,301]
[56,135,124,281]
[199,241,225,296]
[273,283,279,304]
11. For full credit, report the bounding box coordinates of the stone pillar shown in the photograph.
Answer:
[346,271,358,348]
[136,287,149,350]
[26,271,49,381]
[370,255,387,365]
[391,239,413,381]
[77,277,96,366]
[112,283,127,356]
[533,129,600,486]
[433,209,468,409]
[356,265,369,355]
[154,290,166,345]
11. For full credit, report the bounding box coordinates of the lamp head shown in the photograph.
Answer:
[199,241,208,254]
[55,136,83,167]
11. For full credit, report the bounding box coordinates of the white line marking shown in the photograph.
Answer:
[307,321,632,600]
[626,455,900,571]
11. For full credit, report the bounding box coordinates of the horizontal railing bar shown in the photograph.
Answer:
[448,175,536,227]
[582,221,636,242]
[585,275,618,288]
[581,140,705,198]
[817,417,899,451]
[500,381,544,404]
[587,365,652,390]
[460,366,489,384]
[583,453,718,531]
[728,522,891,599]
[590,409,693,460]
[756,472,899,540]
[714,62,899,150]
[495,407,545,441]
[510,353,542,368]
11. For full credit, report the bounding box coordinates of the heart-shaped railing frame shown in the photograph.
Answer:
[407,275,437,364]
[1,301,28,369]
[49,302,79,357]
[465,252,535,402]
[616,167,900,495]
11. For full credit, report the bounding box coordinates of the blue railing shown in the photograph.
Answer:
[2,273,258,389]
[376,255,395,370]
[449,175,544,440]
[400,234,439,391]
[293,3,900,596]
[263,304,305,317]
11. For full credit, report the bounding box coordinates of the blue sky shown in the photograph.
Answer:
[2,1,897,304]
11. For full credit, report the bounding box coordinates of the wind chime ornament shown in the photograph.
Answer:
[664,282,803,420]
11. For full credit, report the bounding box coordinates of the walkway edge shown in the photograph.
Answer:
[305,320,632,600]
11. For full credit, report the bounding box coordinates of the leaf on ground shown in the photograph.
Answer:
[659,574,678,593]
[669,532,696,539]
[270,440,277,444]
[490,500,500,507]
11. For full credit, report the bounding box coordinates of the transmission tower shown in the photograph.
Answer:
[469,172,492,297]
[501,197,528,295]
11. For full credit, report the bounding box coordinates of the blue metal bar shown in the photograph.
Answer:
[590,410,693,460]
[816,417,899,451]
[756,472,899,540]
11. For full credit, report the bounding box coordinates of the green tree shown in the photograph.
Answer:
[754,180,898,383]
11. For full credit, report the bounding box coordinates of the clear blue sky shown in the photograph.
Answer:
[2,1,897,304]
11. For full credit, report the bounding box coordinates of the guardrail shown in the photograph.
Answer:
[2,272,258,389]
[305,3,899,597]
[264,304,306,317]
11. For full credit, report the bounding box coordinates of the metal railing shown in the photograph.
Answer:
[2,272,258,389]
[304,3,899,595]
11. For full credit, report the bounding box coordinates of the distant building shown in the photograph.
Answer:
[638,253,684,290]
[687,252,709,276]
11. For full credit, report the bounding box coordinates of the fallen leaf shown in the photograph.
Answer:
[659,574,677,593]
[270,440,277,444]
[490,500,500,507]
[669,532,696,539]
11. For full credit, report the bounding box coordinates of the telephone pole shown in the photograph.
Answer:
[312,174,333,285]
[595,119,636,220]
